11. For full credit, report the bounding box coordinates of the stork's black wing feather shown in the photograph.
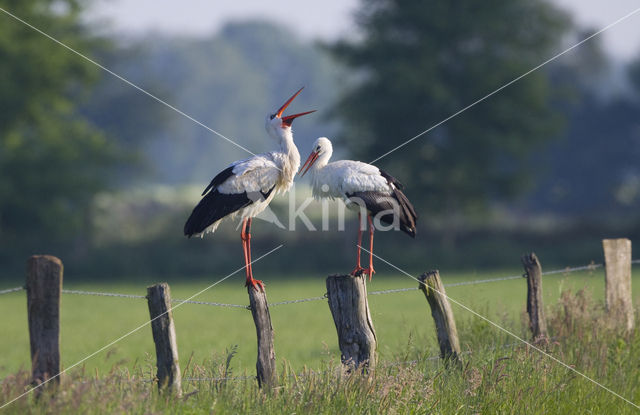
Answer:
[184,191,252,237]
[347,190,417,238]
[346,170,418,238]
[200,166,235,196]
[378,169,404,190]
[184,184,276,237]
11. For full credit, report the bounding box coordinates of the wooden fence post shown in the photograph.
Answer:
[26,255,63,389]
[326,274,377,370]
[521,253,548,343]
[247,287,276,388]
[418,270,461,366]
[147,283,182,397]
[603,238,634,331]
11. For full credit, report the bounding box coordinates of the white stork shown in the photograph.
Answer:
[300,137,417,279]
[184,88,314,291]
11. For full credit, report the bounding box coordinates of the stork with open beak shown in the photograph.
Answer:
[300,137,417,279]
[184,88,314,291]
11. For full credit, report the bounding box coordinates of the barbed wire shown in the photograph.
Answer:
[446,262,603,288]
[541,262,602,276]
[269,294,328,307]
[370,287,418,295]
[173,299,248,309]
[270,261,611,304]
[61,289,146,300]
[444,274,522,288]
[0,286,24,295]
[0,259,637,308]
[60,289,248,309]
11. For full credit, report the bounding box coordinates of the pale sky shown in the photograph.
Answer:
[88,0,640,60]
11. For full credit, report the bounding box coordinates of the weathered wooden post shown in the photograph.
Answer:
[418,270,461,366]
[521,253,548,343]
[247,287,276,388]
[326,274,377,370]
[26,255,63,389]
[603,238,634,331]
[147,283,182,397]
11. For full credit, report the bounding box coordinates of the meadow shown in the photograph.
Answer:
[1,266,639,413]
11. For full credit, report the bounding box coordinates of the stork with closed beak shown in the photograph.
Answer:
[300,137,417,279]
[184,88,314,291]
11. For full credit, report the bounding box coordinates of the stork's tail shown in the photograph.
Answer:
[378,169,418,238]
[392,186,418,238]
[184,190,252,237]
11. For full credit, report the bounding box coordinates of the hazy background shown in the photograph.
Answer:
[1,0,639,281]
[88,0,640,59]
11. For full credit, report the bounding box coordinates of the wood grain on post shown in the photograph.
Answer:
[248,286,276,388]
[603,238,634,331]
[521,253,548,343]
[326,274,377,370]
[26,255,63,387]
[147,283,182,397]
[418,270,461,366]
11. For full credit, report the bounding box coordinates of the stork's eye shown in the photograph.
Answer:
[270,114,276,120]
[316,146,320,151]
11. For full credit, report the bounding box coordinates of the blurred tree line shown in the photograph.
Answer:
[0,0,639,279]
[0,0,119,252]
[330,0,571,218]
[527,33,640,218]
[80,21,344,185]
[330,0,640,225]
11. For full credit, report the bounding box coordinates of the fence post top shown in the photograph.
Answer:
[602,238,631,243]
[419,270,440,281]
[28,255,62,266]
[147,282,169,289]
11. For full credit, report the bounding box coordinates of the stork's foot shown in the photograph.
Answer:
[245,277,265,292]
[350,266,366,277]
[364,266,376,281]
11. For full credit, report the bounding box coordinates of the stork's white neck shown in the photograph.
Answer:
[308,149,334,198]
[278,127,294,152]
[309,147,332,172]
[276,127,300,187]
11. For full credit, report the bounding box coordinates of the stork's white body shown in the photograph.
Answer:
[196,135,300,236]
[305,138,400,212]
[183,88,313,291]
[309,159,394,207]
[300,137,418,279]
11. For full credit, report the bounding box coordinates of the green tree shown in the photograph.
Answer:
[521,33,640,218]
[330,0,571,220]
[0,0,119,245]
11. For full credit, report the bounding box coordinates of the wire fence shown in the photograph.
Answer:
[60,289,249,309]
[0,258,635,389]
[0,287,24,296]
[1,260,638,310]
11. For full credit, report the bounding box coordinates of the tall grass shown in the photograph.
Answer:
[2,288,639,414]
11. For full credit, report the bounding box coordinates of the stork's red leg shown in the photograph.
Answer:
[243,218,264,291]
[365,214,376,280]
[350,212,365,276]
[241,219,250,281]
[245,218,253,277]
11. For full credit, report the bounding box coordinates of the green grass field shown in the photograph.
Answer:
[1,266,637,379]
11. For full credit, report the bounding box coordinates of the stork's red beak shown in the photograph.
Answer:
[275,87,315,127]
[282,110,316,126]
[299,150,319,177]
